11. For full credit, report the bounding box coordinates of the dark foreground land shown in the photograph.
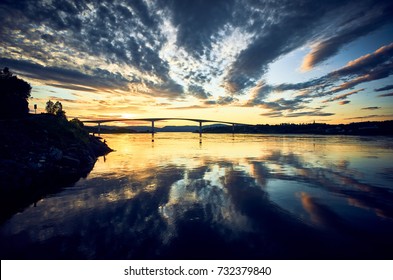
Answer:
[0,114,112,221]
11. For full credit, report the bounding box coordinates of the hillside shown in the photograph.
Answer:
[0,114,112,220]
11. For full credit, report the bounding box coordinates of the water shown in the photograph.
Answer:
[1,133,393,259]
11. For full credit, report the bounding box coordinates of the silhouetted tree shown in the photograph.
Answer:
[53,101,63,115]
[45,100,55,114]
[46,100,67,119]
[0,67,32,118]
[70,118,84,128]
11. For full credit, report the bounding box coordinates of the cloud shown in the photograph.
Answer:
[332,43,393,77]
[168,105,208,110]
[323,88,364,103]
[253,97,335,119]
[159,0,236,58]
[375,85,393,91]
[345,114,393,120]
[249,42,393,111]
[339,100,351,105]
[205,96,239,106]
[260,111,283,118]
[188,85,211,99]
[285,111,335,118]
[0,58,129,91]
[225,0,393,93]
[0,0,183,97]
[361,106,381,110]
[378,92,393,97]
[301,0,393,71]
[45,83,98,92]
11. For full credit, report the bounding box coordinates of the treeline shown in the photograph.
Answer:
[203,121,393,136]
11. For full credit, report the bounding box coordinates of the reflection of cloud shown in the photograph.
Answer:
[299,192,345,229]
[2,134,393,259]
[159,167,251,238]
[250,148,393,220]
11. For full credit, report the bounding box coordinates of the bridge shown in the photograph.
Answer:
[81,117,253,142]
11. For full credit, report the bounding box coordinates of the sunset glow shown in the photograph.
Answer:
[1,0,392,125]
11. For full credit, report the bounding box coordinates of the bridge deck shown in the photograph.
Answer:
[81,117,253,126]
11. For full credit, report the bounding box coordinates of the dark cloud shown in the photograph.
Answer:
[0,0,183,96]
[45,83,98,92]
[301,0,393,70]
[362,106,381,110]
[331,43,393,77]
[160,0,235,58]
[168,105,208,110]
[345,114,393,120]
[259,111,283,118]
[285,111,335,118]
[375,85,393,91]
[188,85,211,99]
[145,79,184,98]
[0,58,129,91]
[323,89,364,103]
[250,97,311,117]
[378,92,393,97]
[205,96,239,106]
[223,0,393,94]
[339,100,351,105]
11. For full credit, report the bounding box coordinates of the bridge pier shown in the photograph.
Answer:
[199,121,202,143]
[97,123,101,136]
[151,120,155,142]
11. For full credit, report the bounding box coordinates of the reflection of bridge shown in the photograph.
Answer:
[81,117,253,142]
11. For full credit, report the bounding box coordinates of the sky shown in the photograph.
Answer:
[1,0,393,126]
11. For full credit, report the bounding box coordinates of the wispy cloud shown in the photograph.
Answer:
[286,111,335,118]
[0,58,129,92]
[378,92,393,97]
[339,100,351,105]
[345,114,393,120]
[375,85,393,91]
[362,106,381,110]
[323,89,364,103]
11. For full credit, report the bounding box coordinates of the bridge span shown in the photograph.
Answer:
[81,117,253,142]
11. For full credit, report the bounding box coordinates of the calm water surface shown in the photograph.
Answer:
[1,133,393,259]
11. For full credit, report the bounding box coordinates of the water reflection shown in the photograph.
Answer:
[1,133,393,259]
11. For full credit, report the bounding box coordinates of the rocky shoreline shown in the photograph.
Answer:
[0,114,112,221]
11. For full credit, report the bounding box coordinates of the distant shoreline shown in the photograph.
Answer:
[84,120,393,136]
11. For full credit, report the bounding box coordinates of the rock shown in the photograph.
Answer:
[48,147,63,161]
[61,155,80,167]
[0,114,113,221]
